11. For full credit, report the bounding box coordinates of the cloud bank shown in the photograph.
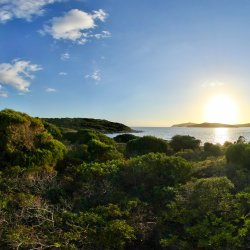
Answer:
[0,59,42,92]
[42,9,109,44]
[0,0,61,23]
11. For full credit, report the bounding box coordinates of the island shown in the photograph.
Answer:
[172,122,250,128]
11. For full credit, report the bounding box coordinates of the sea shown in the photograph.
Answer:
[107,127,250,145]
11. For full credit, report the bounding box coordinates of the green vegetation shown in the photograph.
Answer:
[113,133,139,143]
[170,134,201,152]
[0,109,66,168]
[43,117,134,133]
[125,136,171,157]
[1,109,250,249]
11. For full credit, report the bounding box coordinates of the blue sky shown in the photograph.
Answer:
[0,0,250,126]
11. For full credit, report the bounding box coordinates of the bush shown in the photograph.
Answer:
[88,139,123,162]
[0,109,66,168]
[175,149,201,161]
[170,135,201,152]
[67,144,89,161]
[63,129,115,145]
[203,142,222,157]
[43,121,62,140]
[125,136,170,157]
[160,177,236,249]
[226,143,250,168]
[114,134,139,143]
[119,153,192,203]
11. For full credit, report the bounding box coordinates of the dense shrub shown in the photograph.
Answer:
[67,144,89,161]
[88,139,123,162]
[119,153,192,204]
[160,177,237,249]
[114,134,139,143]
[226,143,250,168]
[192,158,226,178]
[175,149,200,161]
[0,109,66,168]
[203,142,222,157]
[170,135,201,152]
[125,136,170,157]
[43,121,62,140]
[63,128,115,145]
[2,109,250,249]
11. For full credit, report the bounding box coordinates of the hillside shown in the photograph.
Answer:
[43,117,134,133]
[190,123,238,128]
[171,122,197,127]
[172,122,250,128]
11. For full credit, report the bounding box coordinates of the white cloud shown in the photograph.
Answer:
[93,30,111,39]
[85,69,101,81]
[0,59,42,92]
[42,9,109,44]
[59,71,67,75]
[201,81,225,88]
[92,9,107,22]
[46,87,56,92]
[60,52,70,61]
[0,0,61,23]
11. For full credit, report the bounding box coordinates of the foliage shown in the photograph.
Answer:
[226,143,250,168]
[175,149,201,161]
[170,135,201,152]
[203,142,222,157]
[125,136,170,157]
[0,109,66,168]
[114,134,139,143]
[43,117,133,133]
[1,109,250,249]
[88,139,123,162]
[160,177,239,249]
[119,153,192,205]
[43,121,62,140]
[63,128,115,145]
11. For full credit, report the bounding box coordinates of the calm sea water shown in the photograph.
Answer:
[107,127,250,145]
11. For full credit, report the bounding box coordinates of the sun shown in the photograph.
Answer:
[204,95,238,124]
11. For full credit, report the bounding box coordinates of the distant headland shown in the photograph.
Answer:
[43,117,137,134]
[172,122,250,128]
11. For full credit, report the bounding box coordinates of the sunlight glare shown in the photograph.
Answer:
[214,128,229,145]
[204,95,238,124]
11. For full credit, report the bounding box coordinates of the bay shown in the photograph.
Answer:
[107,127,250,144]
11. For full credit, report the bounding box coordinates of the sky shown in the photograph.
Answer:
[0,0,250,126]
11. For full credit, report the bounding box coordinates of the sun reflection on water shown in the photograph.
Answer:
[214,128,229,145]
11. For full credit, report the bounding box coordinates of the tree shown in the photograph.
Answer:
[125,136,170,157]
[170,135,201,152]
